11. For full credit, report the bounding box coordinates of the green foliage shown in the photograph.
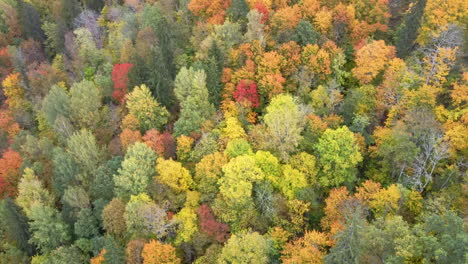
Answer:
[224,138,253,158]
[0,198,33,255]
[113,142,156,199]
[126,84,169,132]
[218,231,271,264]
[293,20,320,46]
[264,94,304,160]
[174,67,215,136]
[28,204,70,254]
[316,126,362,187]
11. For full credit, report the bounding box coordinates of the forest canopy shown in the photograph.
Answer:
[0,0,467,263]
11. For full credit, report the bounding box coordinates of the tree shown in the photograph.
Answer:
[69,80,102,129]
[395,0,427,57]
[124,193,173,238]
[416,0,467,45]
[66,129,104,188]
[113,142,156,199]
[316,126,362,187]
[16,168,54,217]
[45,245,87,264]
[324,203,367,264]
[126,84,169,132]
[227,0,249,22]
[352,40,395,84]
[111,63,133,103]
[0,148,22,198]
[233,80,260,108]
[188,0,231,24]
[174,67,215,136]
[219,155,264,205]
[264,94,304,160]
[281,230,329,264]
[102,198,126,237]
[141,239,181,264]
[194,152,228,202]
[224,138,253,158]
[218,231,271,264]
[155,158,193,193]
[74,208,99,239]
[41,85,71,131]
[293,20,320,46]
[174,191,199,244]
[28,204,70,254]
[277,165,308,200]
[197,204,230,243]
[2,73,30,114]
[125,239,145,264]
[0,198,33,256]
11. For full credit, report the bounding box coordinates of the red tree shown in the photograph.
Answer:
[197,204,230,242]
[143,129,176,159]
[254,1,269,24]
[0,148,22,198]
[112,63,134,103]
[233,80,260,108]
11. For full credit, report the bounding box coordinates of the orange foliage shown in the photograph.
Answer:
[142,240,181,264]
[0,109,20,143]
[120,129,142,151]
[281,230,330,264]
[271,5,302,31]
[90,249,106,264]
[0,148,22,198]
[320,187,351,237]
[188,0,231,24]
[352,40,395,84]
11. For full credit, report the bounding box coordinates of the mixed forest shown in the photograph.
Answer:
[0,0,467,263]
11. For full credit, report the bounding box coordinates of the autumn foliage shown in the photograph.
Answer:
[0,149,22,198]
[197,204,230,242]
[112,63,134,103]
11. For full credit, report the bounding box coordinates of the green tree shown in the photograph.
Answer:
[293,20,320,46]
[74,208,99,239]
[0,198,33,256]
[28,204,70,254]
[16,168,54,217]
[264,94,304,160]
[69,80,103,129]
[174,67,215,136]
[41,85,71,130]
[126,84,169,132]
[227,0,249,23]
[51,148,79,198]
[218,231,271,264]
[113,142,156,199]
[44,245,87,264]
[316,126,362,187]
[66,129,104,189]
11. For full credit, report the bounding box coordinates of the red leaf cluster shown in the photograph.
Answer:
[197,204,230,243]
[254,1,269,24]
[143,129,176,159]
[112,63,134,103]
[233,80,260,108]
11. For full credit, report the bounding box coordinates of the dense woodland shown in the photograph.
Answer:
[0,0,467,263]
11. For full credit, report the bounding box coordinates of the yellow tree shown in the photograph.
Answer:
[417,0,468,45]
[155,158,193,193]
[281,230,330,264]
[352,40,395,84]
[2,73,30,113]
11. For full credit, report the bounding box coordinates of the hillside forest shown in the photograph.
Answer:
[0,0,467,263]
